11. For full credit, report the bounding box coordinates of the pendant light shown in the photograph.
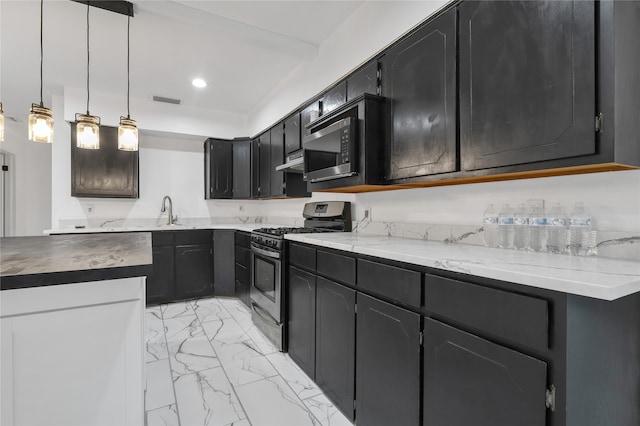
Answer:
[0,102,5,142]
[76,2,100,150]
[28,0,54,144]
[118,14,138,151]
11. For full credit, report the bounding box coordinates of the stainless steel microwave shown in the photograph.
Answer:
[302,117,357,183]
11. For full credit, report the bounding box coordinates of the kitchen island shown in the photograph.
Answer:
[1,232,152,426]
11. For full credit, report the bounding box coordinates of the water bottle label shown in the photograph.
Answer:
[570,218,591,227]
[498,217,513,225]
[548,217,566,227]
[483,216,497,225]
[513,217,527,226]
[529,217,547,226]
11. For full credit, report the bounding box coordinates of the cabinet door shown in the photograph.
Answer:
[315,277,355,421]
[259,131,271,198]
[423,318,547,426]
[270,124,285,197]
[323,81,346,115]
[301,98,322,137]
[382,8,457,180]
[459,0,595,171]
[347,60,378,102]
[232,139,251,199]
[284,113,301,154]
[175,244,213,299]
[213,230,235,297]
[251,138,260,198]
[288,266,316,378]
[356,293,420,426]
[146,245,175,305]
[209,139,233,199]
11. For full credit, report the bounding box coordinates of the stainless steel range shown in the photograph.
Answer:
[250,201,352,351]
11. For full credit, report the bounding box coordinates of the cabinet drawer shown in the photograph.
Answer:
[235,246,251,267]
[152,231,174,247]
[235,231,251,248]
[357,259,422,308]
[425,275,548,352]
[289,243,316,271]
[175,230,213,246]
[317,250,355,285]
[235,263,249,285]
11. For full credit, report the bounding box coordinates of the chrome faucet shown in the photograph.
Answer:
[160,196,178,225]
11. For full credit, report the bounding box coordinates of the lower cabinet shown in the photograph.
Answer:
[234,231,252,307]
[423,318,548,426]
[146,230,213,305]
[213,229,235,297]
[356,293,421,426]
[288,266,316,378]
[315,277,356,422]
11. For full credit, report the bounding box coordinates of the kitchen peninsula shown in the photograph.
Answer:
[0,233,152,426]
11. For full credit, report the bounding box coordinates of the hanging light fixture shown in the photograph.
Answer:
[118,14,138,151]
[76,1,100,150]
[0,102,5,142]
[28,0,54,144]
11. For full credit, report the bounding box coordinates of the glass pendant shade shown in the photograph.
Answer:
[118,116,138,151]
[28,104,54,143]
[76,113,100,149]
[0,102,5,142]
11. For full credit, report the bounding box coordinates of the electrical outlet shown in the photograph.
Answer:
[363,207,371,220]
[86,205,94,215]
[527,199,545,213]
[239,204,244,212]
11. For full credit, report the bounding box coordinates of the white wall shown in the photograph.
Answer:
[247,0,449,135]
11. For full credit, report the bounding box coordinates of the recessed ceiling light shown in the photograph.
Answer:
[192,78,207,88]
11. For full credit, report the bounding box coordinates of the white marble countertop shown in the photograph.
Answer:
[285,233,640,301]
[45,223,272,234]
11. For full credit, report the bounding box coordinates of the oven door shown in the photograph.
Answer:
[250,243,282,323]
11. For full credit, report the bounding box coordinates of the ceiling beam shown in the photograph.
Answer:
[70,0,134,17]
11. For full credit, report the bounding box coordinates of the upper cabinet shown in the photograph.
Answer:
[323,81,347,115]
[301,97,323,137]
[232,139,252,199]
[346,60,379,102]
[270,123,285,197]
[459,0,596,171]
[204,138,233,199]
[258,130,271,198]
[382,8,457,181]
[284,112,302,154]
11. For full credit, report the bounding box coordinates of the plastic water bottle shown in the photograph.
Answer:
[513,203,529,250]
[546,203,568,254]
[497,204,514,249]
[482,204,498,248]
[528,205,547,252]
[569,202,596,256]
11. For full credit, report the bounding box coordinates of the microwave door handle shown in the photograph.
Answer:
[251,244,281,259]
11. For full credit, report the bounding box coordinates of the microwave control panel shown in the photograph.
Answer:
[341,127,350,163]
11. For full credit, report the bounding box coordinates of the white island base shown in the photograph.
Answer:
[1,277,145,426]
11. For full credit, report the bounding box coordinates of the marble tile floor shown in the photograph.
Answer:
[145,297,353,426]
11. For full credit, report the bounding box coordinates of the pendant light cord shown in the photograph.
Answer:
[127,15,130,119]
[86,2,90,115]
[39,0,44,107]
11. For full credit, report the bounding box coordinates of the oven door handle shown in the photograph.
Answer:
[251,301,279,327]
[251,244,281,259]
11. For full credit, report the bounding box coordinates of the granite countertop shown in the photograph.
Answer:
[1,233,153,290]
[285,233,640,301]
[44,223,271,235]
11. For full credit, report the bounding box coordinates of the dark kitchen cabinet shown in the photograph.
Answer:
[258,131,271,198]
[288,266,317,379]
[251,138,260,198]
[234,231,251,307]
[323,81,346,115]
[284,112,301,154]
[356,293,420,426]
[301,97,323,137]
[204,138,233,199]
[147,245,175,305]
[459,0,596,171]
[147,230,213,304]
[382,7,457,180]
[347,60,379,102]
[270,123,285,197]
[315,277,355,422]
[232,138,252,199]
[423,318,548,426]
[213,229,235,297]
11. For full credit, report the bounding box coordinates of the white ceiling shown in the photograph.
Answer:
[0,0,363,122]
